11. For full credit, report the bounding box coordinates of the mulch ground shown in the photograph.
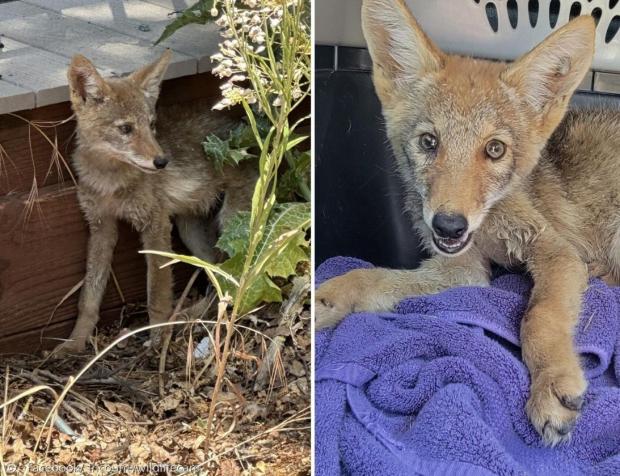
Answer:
[0,282,311,475]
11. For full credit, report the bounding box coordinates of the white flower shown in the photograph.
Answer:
[248,25,262,39]
[212,98,232,110]
[220,46,235,57]
[212,64,233,77]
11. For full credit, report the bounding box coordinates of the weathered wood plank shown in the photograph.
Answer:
[0,101,76,196]
[0,319,78,353]
[0,307,126,353]
[25,0,220,73]
[0,1,195,86]
[0,184,150,340]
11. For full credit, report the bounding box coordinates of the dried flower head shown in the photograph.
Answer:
[210,0,310,112]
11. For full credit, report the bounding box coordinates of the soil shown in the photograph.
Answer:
[0,293,311,475]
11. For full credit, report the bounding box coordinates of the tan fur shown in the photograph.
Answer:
[57,51,256,354]
[315,0,611,446]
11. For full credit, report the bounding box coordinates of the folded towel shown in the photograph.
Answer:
[315,257,620,476]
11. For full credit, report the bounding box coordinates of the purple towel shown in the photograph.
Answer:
[316,257,620,476]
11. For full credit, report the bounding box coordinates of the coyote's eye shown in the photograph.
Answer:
[485,139,506,160]
[419,133,438,152]
[150,120,156,131]
[118,124,133,135]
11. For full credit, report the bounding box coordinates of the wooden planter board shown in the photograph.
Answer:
[0,72,230,353]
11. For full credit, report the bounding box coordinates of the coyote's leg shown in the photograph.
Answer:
[315,249,489,329]
[141,214,174,337]
[57,216,118,354]
[175,214,218,262]
[521,232,588,446]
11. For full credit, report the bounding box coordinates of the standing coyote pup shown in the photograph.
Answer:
[59,50,255,354]
[316,0,618,445]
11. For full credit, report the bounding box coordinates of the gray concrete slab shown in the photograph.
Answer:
[0,0,221,113]
[0,80,35,114]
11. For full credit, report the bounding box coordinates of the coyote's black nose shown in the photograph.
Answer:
[153,156,169,169]
[432,213,468,239]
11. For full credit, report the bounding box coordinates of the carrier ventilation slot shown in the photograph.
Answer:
[480,0,617,37]
[549,0,561,27]
[607,15,620,43]
[485,2,499,32]
[529,0,539,26]
[507,0,519,28]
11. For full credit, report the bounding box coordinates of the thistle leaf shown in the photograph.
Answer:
[219,254,283,312]
[277,150,310,201]
[216,202,310,314]
[203,121,259,172]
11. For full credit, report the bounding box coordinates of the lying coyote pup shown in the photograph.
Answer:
[316,0,616,445]
[58,51,255,354]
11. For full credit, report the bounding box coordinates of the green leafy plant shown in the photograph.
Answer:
[217,201,310,313]
[203,117,310,200]
[147,0,310,440]
[279,149,310,202]
[155,0,216,45]
[202,116,269,172]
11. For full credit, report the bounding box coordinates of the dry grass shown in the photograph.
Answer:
[0,113,76,226]
[0,283,310,475]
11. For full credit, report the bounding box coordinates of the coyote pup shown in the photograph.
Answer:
[316,0,615,445]
[59,51,255,354]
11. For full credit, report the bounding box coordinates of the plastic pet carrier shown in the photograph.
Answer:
[315,0,620,268]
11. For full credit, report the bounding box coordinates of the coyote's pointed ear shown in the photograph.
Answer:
[68,55,110,104]
[130,49,172,102]
[501,16,595,122]
[361,0,444,105]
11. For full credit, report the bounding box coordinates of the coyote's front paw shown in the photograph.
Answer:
[526,366,587,446]
[52,338,87,357]
[147,327,168,349]
[315,269,388,329]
